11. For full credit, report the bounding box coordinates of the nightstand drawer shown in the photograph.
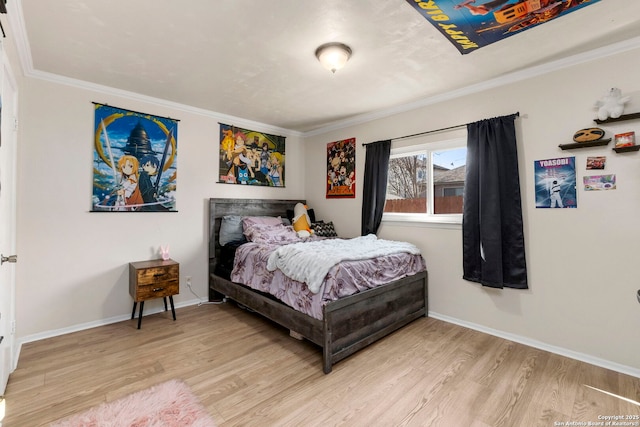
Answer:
[135,265,179,285]
[135,281,179,301]
[129,259,179,329]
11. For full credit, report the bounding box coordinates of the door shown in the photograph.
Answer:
[0,49,18,395]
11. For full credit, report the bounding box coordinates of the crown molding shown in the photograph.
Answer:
[6,1,302,138]
[303,36,640,137]
[29,68,303,137]
[8,0,640,139]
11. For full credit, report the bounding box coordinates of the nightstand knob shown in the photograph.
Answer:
[152,287,164,292]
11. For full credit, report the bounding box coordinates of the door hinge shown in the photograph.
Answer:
[0,254,16,265]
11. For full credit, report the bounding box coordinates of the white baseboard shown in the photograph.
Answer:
[429,311,640,379]
[13,298,202,370]
[13,303,638,380]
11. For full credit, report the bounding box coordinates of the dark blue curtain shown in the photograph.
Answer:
[361,140,391,236]
[463,114,528,289]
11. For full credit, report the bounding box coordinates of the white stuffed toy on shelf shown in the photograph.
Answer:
[595,87,630,120]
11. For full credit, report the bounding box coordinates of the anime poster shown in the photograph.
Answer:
[405,0,601,54]
[92,103,178,212]
[326,138,356,198]
[218,123,286,186]
[534,156,576,208]
[583,174,616,191]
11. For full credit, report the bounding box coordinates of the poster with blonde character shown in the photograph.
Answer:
[92,103,178,212]
[218,123,286,187]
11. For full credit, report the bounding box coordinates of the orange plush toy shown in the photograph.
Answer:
[292,203,313,237]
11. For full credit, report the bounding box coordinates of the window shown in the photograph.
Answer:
[383,139,467,224]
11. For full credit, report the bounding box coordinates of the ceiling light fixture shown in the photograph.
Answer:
[315,42,352,74]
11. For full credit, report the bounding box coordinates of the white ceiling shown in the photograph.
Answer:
[7,0,640,133]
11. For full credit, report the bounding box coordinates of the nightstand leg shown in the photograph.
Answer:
[131,302,137,319]
[163,297,168,311]
[169,296,176,321]
[137,301,144,329]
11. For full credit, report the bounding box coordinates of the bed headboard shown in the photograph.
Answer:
[208,198,305,267]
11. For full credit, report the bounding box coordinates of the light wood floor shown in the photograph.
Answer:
[4,303,639,426]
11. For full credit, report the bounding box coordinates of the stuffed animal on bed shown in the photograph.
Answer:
[292,203,313,238]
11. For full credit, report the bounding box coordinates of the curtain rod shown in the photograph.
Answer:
[362,112,520,146]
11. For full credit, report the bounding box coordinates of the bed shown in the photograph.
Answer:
[208,198,428,373]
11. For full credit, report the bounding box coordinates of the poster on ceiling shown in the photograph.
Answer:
[326,137,356,198]
[534,156,576,208]
[92,103,178,212]
[405,0,601,54]
[218,123,286,186]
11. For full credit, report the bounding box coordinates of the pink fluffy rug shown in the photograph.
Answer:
[50,379,216,427]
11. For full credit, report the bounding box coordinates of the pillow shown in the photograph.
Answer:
[313,221,338,237]
[242,216,283,230]
[243,223,301,244]
[219,215,245,246]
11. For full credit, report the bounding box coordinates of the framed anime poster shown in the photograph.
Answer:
[92,103,178,212]
[218,123,286,186]
[326,137,356,198]
[534,156,576,209]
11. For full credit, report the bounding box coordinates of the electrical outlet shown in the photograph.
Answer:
[186,276,192,287]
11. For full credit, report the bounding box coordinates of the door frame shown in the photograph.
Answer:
[0,47,18,395]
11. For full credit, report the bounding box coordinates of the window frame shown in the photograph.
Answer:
[382,137,466,226]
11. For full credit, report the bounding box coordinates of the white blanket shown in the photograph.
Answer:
[266,234,422,293]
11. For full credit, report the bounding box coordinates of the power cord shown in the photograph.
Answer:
[186,280,226,306]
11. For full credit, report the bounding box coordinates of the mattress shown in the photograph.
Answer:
[229,239,426,320]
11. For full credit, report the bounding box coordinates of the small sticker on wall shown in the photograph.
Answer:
[583,175,616,191]
[586,156,606,170]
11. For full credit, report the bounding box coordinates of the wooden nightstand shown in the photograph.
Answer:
[129,259,179,329]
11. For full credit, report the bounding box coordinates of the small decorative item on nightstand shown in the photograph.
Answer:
[129,259,179,329]
[160,244,170,261]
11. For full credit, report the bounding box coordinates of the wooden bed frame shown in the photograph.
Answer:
[208,198,428,373]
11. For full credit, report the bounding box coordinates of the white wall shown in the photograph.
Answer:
[16,77,305,339]
[11,32,640,376]
[304,47,640,374]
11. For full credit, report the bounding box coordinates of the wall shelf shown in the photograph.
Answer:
[594,112,640,124]
[592,112,639,153]
[612,145,640,153]
[559,139,610,150]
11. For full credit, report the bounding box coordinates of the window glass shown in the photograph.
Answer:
[433,147,466,214]
[386,153,427,213]
[384,142,466,223]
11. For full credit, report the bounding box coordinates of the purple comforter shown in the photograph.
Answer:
[230,238,426,320]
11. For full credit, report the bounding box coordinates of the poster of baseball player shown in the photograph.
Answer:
[534,156,577,208]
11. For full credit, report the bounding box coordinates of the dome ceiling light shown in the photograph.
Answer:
[315,42,352,74]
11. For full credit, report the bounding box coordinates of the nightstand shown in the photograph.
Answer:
[129,259,179,329]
